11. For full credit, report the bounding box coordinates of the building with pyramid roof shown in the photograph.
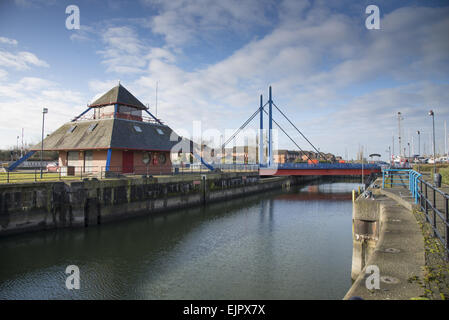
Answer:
[30,83,183,175]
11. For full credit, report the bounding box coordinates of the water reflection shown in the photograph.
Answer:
[0,182,360,300]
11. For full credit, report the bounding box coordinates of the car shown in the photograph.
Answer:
[46,162,59,172]
[414,156,427,164]
[437,156,449,163]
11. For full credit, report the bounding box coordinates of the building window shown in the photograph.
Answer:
[88,123,98,132]
[159,153,166,164]
[67,151,78,166]
[142,152,151,164]
[84,150,93,172]
[155,128,164,135]
[134,125,142,132]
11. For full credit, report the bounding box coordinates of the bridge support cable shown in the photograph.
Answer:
[272,102,325,160]
[261,109,314,163]
[221,101,269,149]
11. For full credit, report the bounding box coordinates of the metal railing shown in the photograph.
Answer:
[261,163,381,170]
[381,169,422,203]
[382,168,448,259]
[418,178,449,260]
[0,163,259,184]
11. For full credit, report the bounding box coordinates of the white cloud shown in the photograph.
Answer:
[0,50,49,70]
[97,26,148,74]
[0,69,7,81]
[13,0,57,8]
[0,37,18,46]
[69,25,95,42]
[0,77,86,149]
[144,0,274,47]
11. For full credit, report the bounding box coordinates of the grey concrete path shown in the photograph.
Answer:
[344,186,425,300]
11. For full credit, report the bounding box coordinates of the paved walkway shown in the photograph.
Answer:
[344,184,425,299]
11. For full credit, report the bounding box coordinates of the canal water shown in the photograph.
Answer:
[0,181,360,300]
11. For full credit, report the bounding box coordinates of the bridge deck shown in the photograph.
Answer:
[259,163,382,176]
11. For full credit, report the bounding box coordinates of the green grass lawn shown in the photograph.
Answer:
[0,171,84,183]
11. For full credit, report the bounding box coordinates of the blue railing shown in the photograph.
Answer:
[260,163,381,170]
[382,168,422,203]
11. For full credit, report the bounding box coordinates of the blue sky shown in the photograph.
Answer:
[0,0,448,160]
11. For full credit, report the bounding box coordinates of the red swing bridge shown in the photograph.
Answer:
[220,86,382,177]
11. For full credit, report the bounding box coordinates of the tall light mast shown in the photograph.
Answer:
[397,112,403,157]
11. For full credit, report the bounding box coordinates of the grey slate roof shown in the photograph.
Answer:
[31,119,182,151]
[88,84,147,110]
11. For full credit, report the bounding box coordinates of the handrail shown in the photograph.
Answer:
[382,168,448,259]
[261,163,381,170]
[417,177,449,260]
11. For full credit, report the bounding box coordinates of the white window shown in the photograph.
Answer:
[67,151,78,166]
[134,125,142,132]
[156,128,164,135]
[88,123,98,132]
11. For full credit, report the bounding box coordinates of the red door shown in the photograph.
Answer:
[122,151,134,173]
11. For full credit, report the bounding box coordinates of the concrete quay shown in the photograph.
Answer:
[344,181,425,300]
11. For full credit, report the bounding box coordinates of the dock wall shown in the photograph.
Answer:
[0,173,317,237]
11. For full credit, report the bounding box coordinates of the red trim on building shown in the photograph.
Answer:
[88,102,147,110]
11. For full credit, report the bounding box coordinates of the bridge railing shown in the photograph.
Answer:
[261,163,381,170]
[381,168,422,203]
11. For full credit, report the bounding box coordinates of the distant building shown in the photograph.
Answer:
[273,150,301,163]
[31,84,182,175]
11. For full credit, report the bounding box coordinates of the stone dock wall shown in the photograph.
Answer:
[0,173,318,237]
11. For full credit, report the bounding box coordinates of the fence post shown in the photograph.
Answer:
[425,183,429,222]
[390,172,393,188]
[7,170,9,183]
[34,169,37,182]
[446,197,449,261]
[433,186,437,237]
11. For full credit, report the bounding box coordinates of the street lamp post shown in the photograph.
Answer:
[417,130,420,155]
[40,107,48,178]
[429,110,437,184]
[16,135,19,160]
